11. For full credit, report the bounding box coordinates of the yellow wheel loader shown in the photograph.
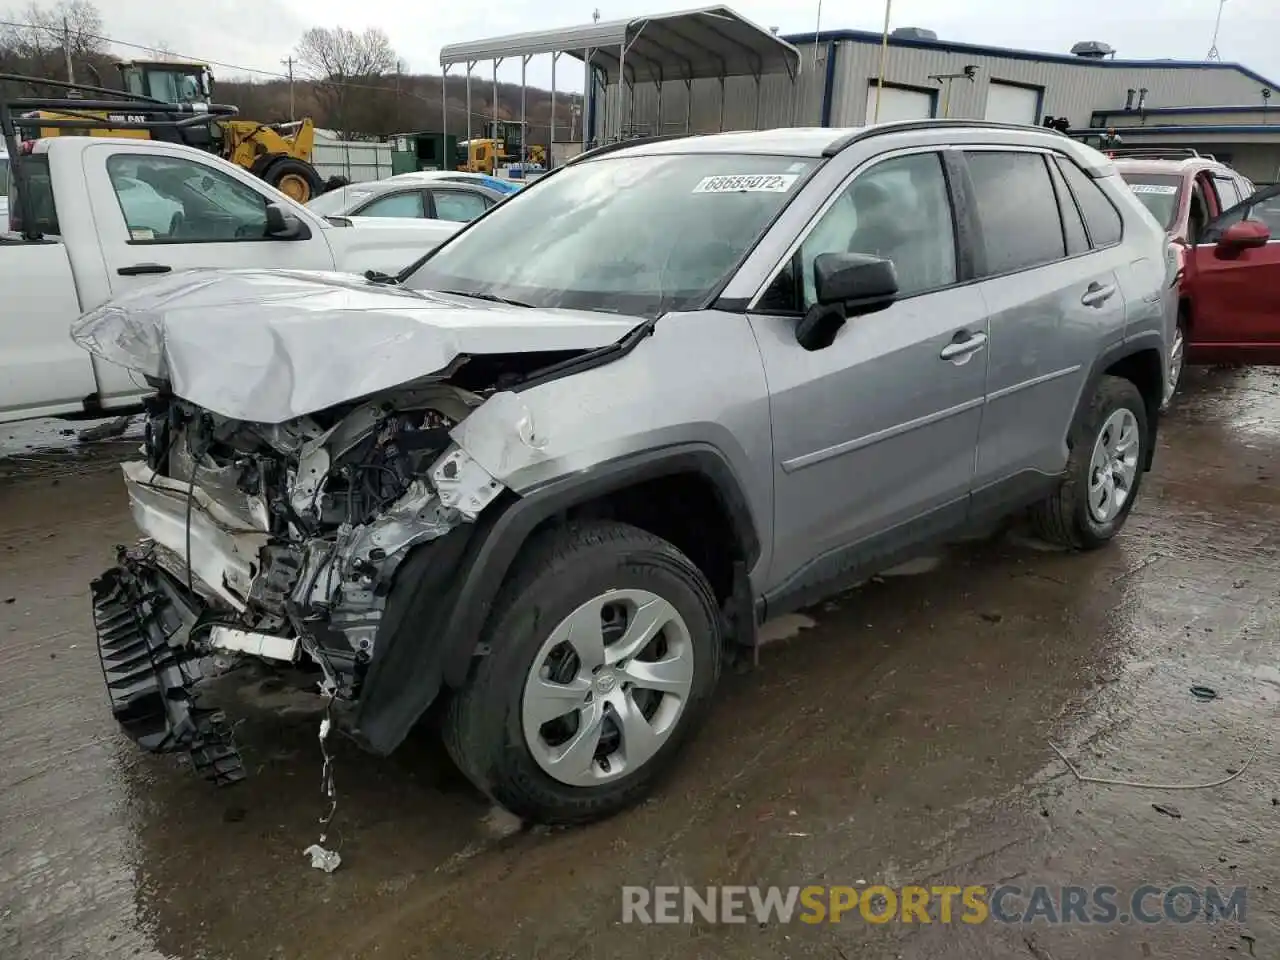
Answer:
[25,60,326,203]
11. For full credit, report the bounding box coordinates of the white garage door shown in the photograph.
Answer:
[984,82,1040,124]
[865,84,934,124]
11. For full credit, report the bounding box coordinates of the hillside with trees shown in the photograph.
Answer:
[0,1,582,148]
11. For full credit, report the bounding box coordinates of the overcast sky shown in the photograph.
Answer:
[90,0,1280,91]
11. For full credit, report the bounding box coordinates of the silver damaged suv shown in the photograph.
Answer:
[76,121,1173,824]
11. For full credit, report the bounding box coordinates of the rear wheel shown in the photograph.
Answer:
[1031,375,1148,550]
[443,521,722,825]
[262,157,323,204]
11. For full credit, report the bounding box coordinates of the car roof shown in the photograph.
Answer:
[588,121,1113,170]
[357,172,512,193]
[386,171,481,183]
[1111,156,1235,177]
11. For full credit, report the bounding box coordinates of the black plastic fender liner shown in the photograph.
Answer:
[347,520,478,756]
[350,443,761,757]
[90,554,245,785]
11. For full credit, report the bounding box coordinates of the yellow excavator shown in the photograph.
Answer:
[456,120,546,174]
[456,138,547,174]
[27,59,326,202]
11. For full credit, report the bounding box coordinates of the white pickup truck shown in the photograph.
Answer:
[1,136,460,424]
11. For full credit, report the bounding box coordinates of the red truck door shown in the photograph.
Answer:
[1183,184,1280,363]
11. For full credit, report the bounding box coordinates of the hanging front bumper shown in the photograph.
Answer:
[90,547,245,786]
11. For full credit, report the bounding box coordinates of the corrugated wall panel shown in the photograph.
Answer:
[599,38,1274,140]
[597,46,829,138]
[822,40,1271,128]
[1106,110,1280,128]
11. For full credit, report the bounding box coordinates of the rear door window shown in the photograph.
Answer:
[1057,158,1123,246]
[358,191,426,218]
[430,189,490,223]
[965,151,1065,275]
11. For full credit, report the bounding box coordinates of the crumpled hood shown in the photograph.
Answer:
[71,268,641,424]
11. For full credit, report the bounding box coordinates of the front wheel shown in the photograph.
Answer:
[442,521,722,824]
[1031,375,1149,550]
[262,157,323,204]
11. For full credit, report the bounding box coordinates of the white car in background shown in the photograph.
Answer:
[1,136,466,424]
[307,170,520,224]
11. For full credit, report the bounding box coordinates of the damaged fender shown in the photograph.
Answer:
[350,439,760,756]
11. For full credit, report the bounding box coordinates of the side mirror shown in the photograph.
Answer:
[264,202,308,240]
[796,253,899,351]
[1216,219,1270,255]
[814,252,899,310]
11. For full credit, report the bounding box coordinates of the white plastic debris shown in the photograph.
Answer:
[303,844,342,873]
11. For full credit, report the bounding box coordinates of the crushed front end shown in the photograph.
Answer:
[91,384,505,782]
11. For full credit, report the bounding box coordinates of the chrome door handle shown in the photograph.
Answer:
[940,332,988,361]
[1081,282,1117,308]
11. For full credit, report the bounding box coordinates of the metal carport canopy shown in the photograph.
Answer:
[438,6,802,84]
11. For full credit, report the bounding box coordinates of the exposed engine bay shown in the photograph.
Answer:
[123,381,505,704]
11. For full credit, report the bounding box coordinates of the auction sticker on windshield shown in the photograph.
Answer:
[693,174,799,194]
[1129,184,1178,195]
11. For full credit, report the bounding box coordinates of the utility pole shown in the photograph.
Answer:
[873,0,893,122]
[281,55,296,122]
[1207,0,1228,61]
[62,15,74,83]
[395,58,403,131]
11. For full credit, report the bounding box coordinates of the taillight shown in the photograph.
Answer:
[19,139,34,155]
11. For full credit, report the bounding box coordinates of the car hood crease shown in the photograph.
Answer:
[70,269,642,424]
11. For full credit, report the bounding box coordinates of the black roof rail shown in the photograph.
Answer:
[566,133,693,165]
[1104,147,1209,160]
[821,118,1059,157]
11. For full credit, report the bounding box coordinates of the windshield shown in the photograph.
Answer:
[403,153,817,318]
[1120,173,1182,228]
[307,184,375,215]
[142,69,205,103]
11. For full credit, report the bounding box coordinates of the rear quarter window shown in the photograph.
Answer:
[1056,158,1122,246]
[6,154,59,236]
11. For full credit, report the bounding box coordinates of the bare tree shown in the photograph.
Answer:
[0,0,106,79]
[294,26,397,137]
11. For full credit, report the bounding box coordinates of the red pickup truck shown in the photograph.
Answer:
[1114,152,1280,396]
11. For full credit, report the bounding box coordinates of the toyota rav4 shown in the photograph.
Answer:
[1114,150,1280,392]
[78,121,1174,825]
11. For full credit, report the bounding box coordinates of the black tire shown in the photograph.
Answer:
[262,157,323,203]
[1030,375,1149,550]
[1163,310,1187,410]
[442,521,722,825]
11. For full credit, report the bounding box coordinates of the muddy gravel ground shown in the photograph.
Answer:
[2,368,1278,960]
